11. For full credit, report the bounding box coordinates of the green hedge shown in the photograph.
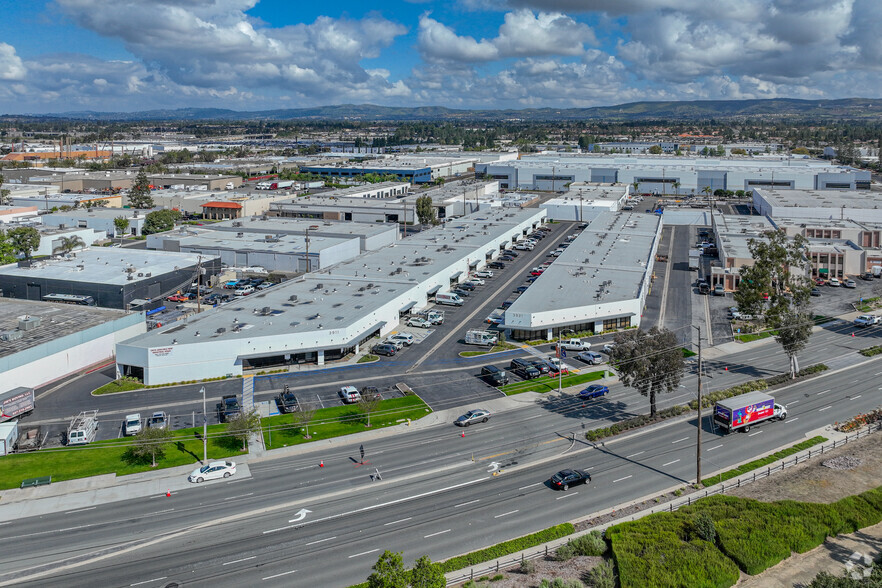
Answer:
[585,405,690,441]
[859,345,882,357]
[702,436,827,486]
[608,486,882,586]
[439,523,575,573]
[689,364,828,410]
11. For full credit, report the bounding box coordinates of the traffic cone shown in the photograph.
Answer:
[319,460,324,468]
[166,489,171,497]
[724,366,728,371]
[461,431,465,438]
[852,333,856,337]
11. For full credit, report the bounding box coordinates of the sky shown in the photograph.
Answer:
[1,0,881,114]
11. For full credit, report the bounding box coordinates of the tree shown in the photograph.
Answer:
[225,409,260,451]
[144,209,182,234]
[734,231,813,377]
[631,181,640,196]
[359,388,382,428]
[415,195,436,225]
[113,216,130,243]
[648,145,663,155]
[672,181,680,196]
[0,230,17,264]
[128,168,154,209]
[53,235,85,256]
[7,226,41,260]
[0,174,10,205]
[409,555,445,588]
[294,404,317,439]
[611,327,684,417]
[367,550,408,588]
[131,426,174,467]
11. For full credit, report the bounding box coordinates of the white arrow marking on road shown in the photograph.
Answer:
[288,508,312,523]
[487,461,501,473]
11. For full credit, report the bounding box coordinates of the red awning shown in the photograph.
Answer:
[201,202,243,209]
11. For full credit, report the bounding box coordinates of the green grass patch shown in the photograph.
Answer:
[262,396,430,450]
[499,370,605,395]
[93,377,144,395]
[690,364,827,410]
[459,342,520,357]
[701,436,827,487]
[682,348,697,358]
[357,354,378,363]
[859,345,882,357]
[460,350,489,357]
[439,523,575,573]
[585,405,690,441]
[734,330,774,343]
[0,425,243,491]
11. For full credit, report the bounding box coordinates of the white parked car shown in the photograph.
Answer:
[124,413,142,436]
[474,270,494,278]
[828,278,841,287]
[188,461,236,483]
[602,343,616,355]
[340,385,361,404]
[388,332,415,346]
[576,350,604,365]
[407,317,432,328]
[514,243,534,251]
[383,338,405,350]
[853,314,880,327]
[234,285,255,296]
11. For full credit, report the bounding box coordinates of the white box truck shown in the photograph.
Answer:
[0,422,17,455]
[465,330,499,345]
[0,387,35,423]
[713,392,787,433]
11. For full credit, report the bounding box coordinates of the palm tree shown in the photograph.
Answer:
[53,235,86,256]
[632,181,640,197]
[672,181,680,197]
[701,186,713,211]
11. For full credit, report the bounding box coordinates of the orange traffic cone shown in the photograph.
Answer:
[461,431,465,438]
[319,460,324,468]
[166,489,171,497]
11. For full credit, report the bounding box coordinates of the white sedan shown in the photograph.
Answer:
[407,317,432,328]
[468,277,486,285]
[188,461,236,483]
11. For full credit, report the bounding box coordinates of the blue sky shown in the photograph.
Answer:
[0,0,880,114]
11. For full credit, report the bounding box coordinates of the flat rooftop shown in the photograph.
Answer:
[519,154,847,171]
[312,182,410,198]
[0,249,210,285]
[770,217,867,231]
[713,213,776,235]
[209,217,397,239]
[0,299,128,359]
[42,208,156,220]
[755,189,880,209]
[171,231,352,254]
[507,211,661,315]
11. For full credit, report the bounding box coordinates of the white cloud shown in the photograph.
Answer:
[0,43,26,81]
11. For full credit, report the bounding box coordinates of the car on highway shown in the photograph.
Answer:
[474,270,494,278]
[388,332,415,346]
[454,409,491,427]
[188,461,236,483]
[853,314,880,328]
[828,278,841,287]
[407,317,433,329]
[372,343,397,356]
[147,411,169,429]
[549,468,591,491]
[340,386,361,404]
[579,385,609,399]
[575,350,604,365]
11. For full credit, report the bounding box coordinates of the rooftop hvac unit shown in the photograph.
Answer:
[216,327,226,334]
[237,232,244,237]
[19,315,41,330]
[261,306,271,315]
[0,330,23,342]
[145,272,151,277]
[288,295,298,302]
[127,275,134,280]
[138,272,144,277]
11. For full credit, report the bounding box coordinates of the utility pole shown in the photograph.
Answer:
[304,227,311,272]
[201,386,207,463]
[695,325,703,485]
[579,192,584,223]
[196,255,203,313]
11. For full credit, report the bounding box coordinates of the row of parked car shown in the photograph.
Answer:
[123,411,169,436]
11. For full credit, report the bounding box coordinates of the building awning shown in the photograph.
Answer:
[528,312,636,330]
[399,301,417,313]
[201,201,243,209]
[427,285,442,295]
[236,321,386,360]
[469,260,480,267]
[486,249,496,257]
[450,271,463,280]
[818,268,829,275]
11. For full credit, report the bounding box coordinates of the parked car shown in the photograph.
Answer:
[713,285,725,296]
[500,300,514,309]
[488,261,505,270]
[275,390,299,413]
[188,461,236,483]
[124,413,142,436]
[257,282,275,290]
[549,468,591,491]
[815,277,827,286]
[467,277,485,285]
[372,343,397,356]
[575,350,604,365]
[861,272,874,281]
[853,314,880,328]
[234,285,255,296]
[360,386,382,401]
[829,278,841,287]
[515,286,530,294]
[340,385,361,404]
[499,255,515,262]
[166,294,188,302]
[503,250,518,257]
[480,365,509,386]
[389,332,415,346]
[844,279,857,288]
[407,317,433,328]
[579,385,609,399]
[454,409,491,427]
[602,343,616,355]
[515,365,541,379]
[528,359,550,374]
[452,288,471,297]
[811,287,822,297]
[474,270,494,278]
[458,282,476,291]
[147,411,169,429]
[383,338,405,350]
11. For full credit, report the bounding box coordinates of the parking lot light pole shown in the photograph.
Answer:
[201,386,207,463]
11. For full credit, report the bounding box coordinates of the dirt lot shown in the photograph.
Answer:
[454,430,882,588]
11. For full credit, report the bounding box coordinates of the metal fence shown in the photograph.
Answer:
[445,422,882,586]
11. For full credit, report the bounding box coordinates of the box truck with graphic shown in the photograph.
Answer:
[465,330,499,346]
[713,392,787,433]
[0,387,35,423]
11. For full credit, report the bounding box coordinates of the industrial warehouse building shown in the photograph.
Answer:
[752,188,882,223]
[115,207,547,385]
[41,207,151,238]
[0,249,220,311]
[477,155,870,194]
[0,299,145,392]
[540,183,629,221]
[503,211,662,340]
[299,155,480,184]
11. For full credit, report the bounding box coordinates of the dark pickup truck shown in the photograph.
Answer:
[275,390,298,413]
[217,395,240,422]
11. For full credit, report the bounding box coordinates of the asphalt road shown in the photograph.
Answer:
[3,329,880,587]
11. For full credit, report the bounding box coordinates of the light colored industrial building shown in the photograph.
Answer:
[300,155,479,184]
[116,207,547,385]
[0,205,40,225]
[504,211,662,340]
[0,299,144,393]
[148,189,292,219]
[541,183,628,221]
[752,188,882,223]
[41,208,151,238]
[205,217,399,252]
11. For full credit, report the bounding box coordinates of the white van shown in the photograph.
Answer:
[436,292,464,306]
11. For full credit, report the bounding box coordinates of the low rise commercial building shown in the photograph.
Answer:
[40,208,150,238]
[541,184,628,221]
[753,188,882,224]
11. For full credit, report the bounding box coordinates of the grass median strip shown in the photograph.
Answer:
[499,370,606,395]
[701,435,827,487]
[262,396,430,450]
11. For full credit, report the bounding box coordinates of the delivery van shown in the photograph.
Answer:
[436,292,464,306]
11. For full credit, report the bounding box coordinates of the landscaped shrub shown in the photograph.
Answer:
[570,530,608,556]
[691,364,828,409]
[440,523,575,573]
[691,512,716,544]
[583,560,616,588]
[585,405,690,441]
[702,436,827,486]
[555,543,577,561]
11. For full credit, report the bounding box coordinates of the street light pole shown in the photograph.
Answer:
[694,326,703,484]
[201,386,207,464]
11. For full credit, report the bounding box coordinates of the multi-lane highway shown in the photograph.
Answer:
[2,318,881,587]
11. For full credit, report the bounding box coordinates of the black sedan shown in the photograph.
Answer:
[275,391,299,413]
[550,468,591,491]
[452,288,472,297]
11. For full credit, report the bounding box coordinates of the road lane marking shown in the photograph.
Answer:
[851,380,860,384]
[151,509,175,515]
[626,451,644,458]
[819,405,833,412]
[223,556,256,566]
[707,444,723,452]
[787,417,799,423]
[349,549,379,559]
[613,475,632,483]
[852,395,862,400]
[662,459,680,466]
[65,507,96,514]
[788,400,800,405]
[672,437,689,444]
[556,492,579,500]
[224,492,253,500]
[818,389,831,395]
[748,431,762,437]
[494,510,519,518]
[384,518,412,526]
[130,578,167,586]
[305,537,336,546]
[424,529,451,538]
[262,570,297,581]
[518,482,543,490]
[454,499,480,508]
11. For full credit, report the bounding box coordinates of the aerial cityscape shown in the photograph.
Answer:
[1,2,881,588]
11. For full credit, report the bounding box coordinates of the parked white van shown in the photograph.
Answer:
[436,292,464,306]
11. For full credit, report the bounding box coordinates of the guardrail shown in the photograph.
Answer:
[444,422,882,586]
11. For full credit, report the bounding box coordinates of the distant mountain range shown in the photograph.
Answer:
[7,98,882,122]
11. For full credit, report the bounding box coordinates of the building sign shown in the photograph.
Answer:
[150,347,174,357]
